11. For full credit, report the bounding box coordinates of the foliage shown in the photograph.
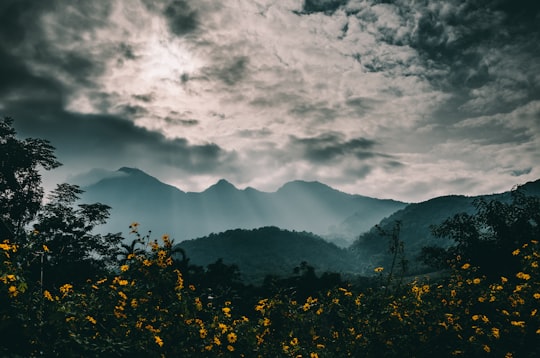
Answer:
[423,189,540,279]
[0,117,61,234]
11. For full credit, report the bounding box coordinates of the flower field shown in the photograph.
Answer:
[2,227,539,357]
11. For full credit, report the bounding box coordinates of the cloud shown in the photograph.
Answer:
[298,0,348,15]
[510,168,532,177]
[200,56,250,86]
[163,0,199,36]
[287,132,381,164]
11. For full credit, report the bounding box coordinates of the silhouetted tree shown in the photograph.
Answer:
[0,117,61,235]
[422,189,540,279]
[29,183,122,287]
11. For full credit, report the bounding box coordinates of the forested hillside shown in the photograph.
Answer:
[176,227,360,283]
[351,179,540,273]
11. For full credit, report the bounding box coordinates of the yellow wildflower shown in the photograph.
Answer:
[533,293,540,299]
[510,321,525,328]
[154,335,163,347]
[59,283,73,295]
[512,249,520,256]
[42,244,49,252]
[8,285,18,297]
[227,332,237,344]
[473,278,481,284]
[516,272,531,280]
[374,267,384,273]
[227,345,234,352]
[195,297,203,311]
[86,315,97,325]
[120,265,129,272]
[43,290,53,301]
[461,263,471,270]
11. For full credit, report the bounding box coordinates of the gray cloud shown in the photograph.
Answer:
[510,168,532,177]
[288,101,341,124]
[288,132,379,163]
[199,56,250,86]
[163,0,199,36]
[236,128,273,138]
[297,0,348,15]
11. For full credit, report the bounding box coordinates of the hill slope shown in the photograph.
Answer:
[350,178,540,272]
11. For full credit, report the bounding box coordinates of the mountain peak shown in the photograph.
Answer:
[277,180,335,193]
[204,179,238,193]
[118,167,147,175]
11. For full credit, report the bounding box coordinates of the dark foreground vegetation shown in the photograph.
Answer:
[1,117,539,357]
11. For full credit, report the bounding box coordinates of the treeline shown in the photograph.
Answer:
[1,117,540,357]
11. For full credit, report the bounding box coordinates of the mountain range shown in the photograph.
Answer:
[79,167,406,246]
[78,167,540,279]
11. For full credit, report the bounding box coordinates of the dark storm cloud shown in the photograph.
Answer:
[297,0,348,15]
[0,0,110,86]
[0,46,63,99]
[3,84,228,173]
[163,0,199,36]
[407,0,540,97]
[288,132,378,163]
[0,0,50,45]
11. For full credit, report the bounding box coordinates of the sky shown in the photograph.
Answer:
[0,0,539,202]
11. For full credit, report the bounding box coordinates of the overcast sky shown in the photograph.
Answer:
[1,0,539,202]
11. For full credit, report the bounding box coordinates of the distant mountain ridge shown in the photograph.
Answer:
[80,167,407,245]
